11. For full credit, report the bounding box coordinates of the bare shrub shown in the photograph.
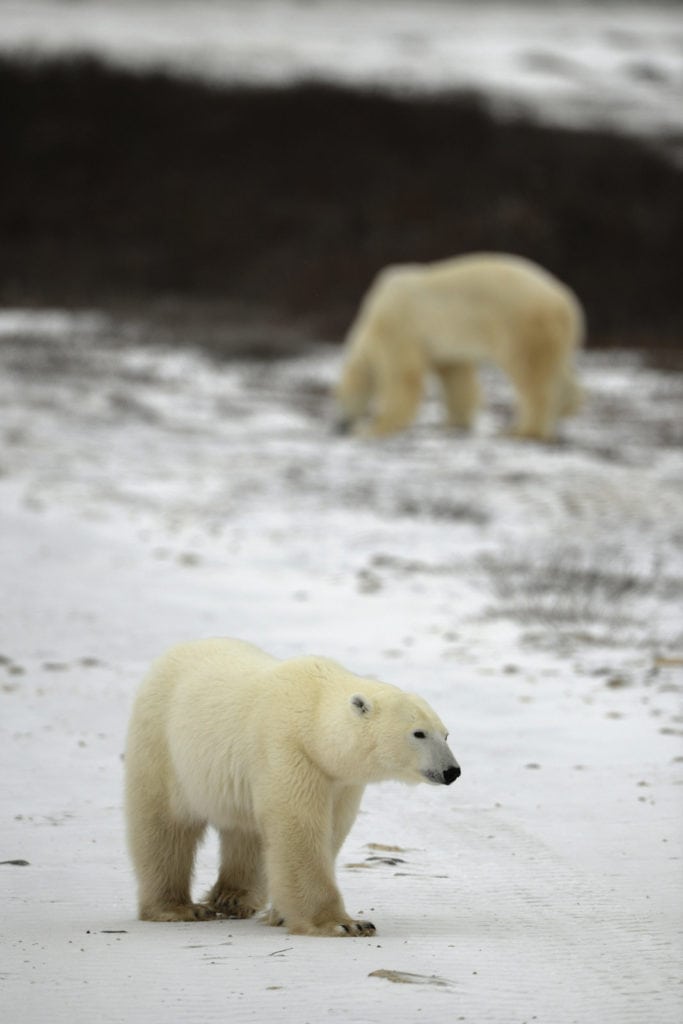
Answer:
[481,544,682,648]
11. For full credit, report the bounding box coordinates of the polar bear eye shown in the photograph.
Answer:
[413,730,426,739]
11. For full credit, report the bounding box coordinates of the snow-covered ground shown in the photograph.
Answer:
[1,311,682,1022]
[1,0,682,147]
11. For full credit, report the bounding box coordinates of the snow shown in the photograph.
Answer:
[1,312,682,1022]
[1,1,682,145]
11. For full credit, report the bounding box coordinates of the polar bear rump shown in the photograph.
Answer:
[124,638,459,936]
[336,252,584,441]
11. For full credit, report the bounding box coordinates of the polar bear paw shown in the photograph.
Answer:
[292,918,376,937]
[264,906,375,936]
[205,887,261,919]
[140,901,217,922]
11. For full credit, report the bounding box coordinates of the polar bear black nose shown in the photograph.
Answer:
[443,765,461,785]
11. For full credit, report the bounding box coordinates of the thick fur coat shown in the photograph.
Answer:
[336,252,584,441]
[125,638,459,936]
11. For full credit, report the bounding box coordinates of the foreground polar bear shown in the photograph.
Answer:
[125,638,459,936]
[336,252,584,441]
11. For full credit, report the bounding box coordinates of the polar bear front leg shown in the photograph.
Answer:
[335,355,373,434]
[508,372,561,442]
[262,806,375,937]
[360,361,424,438]
[332,785,364,858]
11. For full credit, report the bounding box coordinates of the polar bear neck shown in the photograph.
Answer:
[277,656,398,785]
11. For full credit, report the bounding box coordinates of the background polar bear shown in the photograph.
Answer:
[336,252,585,441]
[125,637,460,937]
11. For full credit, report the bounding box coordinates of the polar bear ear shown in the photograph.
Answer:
[350,694,373,716]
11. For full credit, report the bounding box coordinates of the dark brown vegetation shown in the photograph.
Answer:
[1,55,682,349]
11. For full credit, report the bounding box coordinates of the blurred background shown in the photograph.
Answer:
[1,0,682,360]
[2,10,682,1019]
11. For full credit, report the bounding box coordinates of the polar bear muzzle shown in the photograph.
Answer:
[414,730,461,785]
[423,763,461,785]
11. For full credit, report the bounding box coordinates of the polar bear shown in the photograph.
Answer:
[124,637,459,937]
[336,252,584,441]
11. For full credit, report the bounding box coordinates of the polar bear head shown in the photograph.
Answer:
[348,689,460,787]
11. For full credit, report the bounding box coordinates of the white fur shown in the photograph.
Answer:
[336,252,584,441]
[124,638,459,936]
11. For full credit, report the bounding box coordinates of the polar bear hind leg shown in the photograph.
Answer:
[126,736,213,922]
[134,811,210,921]
[204,828,266,918]
[507,361,562,440]
[434,362,482,429]
[504,309,578,441]
[558,363,583,416]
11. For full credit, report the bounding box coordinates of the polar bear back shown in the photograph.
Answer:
[354,252,582,365]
